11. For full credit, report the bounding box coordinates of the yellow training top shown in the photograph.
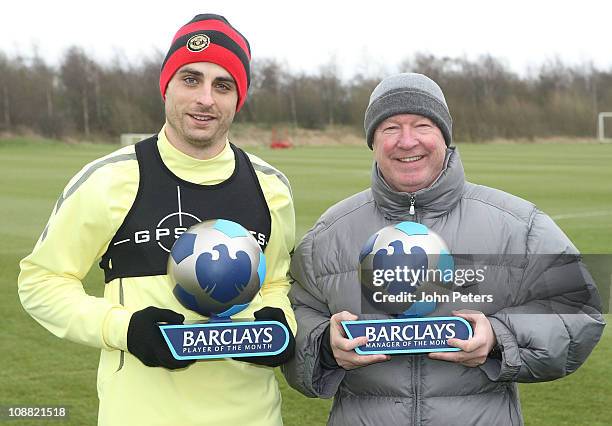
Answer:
[18,127,296,426]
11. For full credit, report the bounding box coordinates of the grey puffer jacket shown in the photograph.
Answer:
[282,147,604,426]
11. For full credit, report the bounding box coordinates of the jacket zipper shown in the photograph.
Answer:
[412,355,420,425]
[117,278,125,372]
[409,195,419,424]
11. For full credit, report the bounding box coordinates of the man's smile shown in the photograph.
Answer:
[397,155,424,163]
[188,113,217,122]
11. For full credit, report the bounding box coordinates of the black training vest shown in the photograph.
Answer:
[100,136,271,283]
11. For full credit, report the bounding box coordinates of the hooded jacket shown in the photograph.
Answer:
[282,147,604,426]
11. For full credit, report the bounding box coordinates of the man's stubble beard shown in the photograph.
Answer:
[183,132,216,148]
[170,115,229,149]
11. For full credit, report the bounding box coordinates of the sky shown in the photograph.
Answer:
[1,0,611,79]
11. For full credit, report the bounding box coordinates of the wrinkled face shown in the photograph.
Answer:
[164,62,238,151]
[373,114,447,193]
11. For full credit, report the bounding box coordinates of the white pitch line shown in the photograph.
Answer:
[608,276,612,315]
[550,211,612,220]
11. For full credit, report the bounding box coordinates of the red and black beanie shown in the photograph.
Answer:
[160,14,251,111]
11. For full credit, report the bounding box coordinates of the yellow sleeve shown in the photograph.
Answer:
[17,151,136,351]
[253,161,297,336]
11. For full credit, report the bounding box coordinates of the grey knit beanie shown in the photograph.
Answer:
[364,73,452,149]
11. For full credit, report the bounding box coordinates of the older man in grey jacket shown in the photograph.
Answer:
[282,73,605,425]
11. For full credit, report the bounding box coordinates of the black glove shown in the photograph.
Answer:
[127,306,195,370]
[319,324,340,369]
[239,307,296,367]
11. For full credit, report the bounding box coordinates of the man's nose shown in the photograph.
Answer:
[195,85,215,108]
[396,126,419,149]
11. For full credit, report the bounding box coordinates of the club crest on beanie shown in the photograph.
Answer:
[160,14,251,111]
[364,73,453,149]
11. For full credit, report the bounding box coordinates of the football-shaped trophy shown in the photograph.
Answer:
[159,219,289,360]
[343,222,473,355]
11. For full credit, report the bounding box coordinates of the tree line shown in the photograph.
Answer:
[1,47,611,142]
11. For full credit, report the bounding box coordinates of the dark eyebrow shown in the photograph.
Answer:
[178,67,204,77]
[215,76,236,85]
[177,68,235,86]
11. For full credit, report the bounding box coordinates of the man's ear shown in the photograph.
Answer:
[371,135,381,151]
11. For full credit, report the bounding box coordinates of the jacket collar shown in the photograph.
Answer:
[371,147,465,220]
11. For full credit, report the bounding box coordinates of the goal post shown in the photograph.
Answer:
[598,112,612,142]
[120,133,155,146]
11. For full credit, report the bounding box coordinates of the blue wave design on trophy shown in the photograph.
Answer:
[360,221,455,316]
[167,219,265,318]
[373,242,428,297]
[196,244,252,303]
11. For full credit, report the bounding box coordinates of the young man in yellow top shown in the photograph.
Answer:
[18,14,296,426]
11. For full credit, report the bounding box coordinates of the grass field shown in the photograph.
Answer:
[1,138,611,425]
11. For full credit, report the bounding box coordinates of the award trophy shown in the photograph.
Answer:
[158,219,290,360]
[342,221,473,355]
